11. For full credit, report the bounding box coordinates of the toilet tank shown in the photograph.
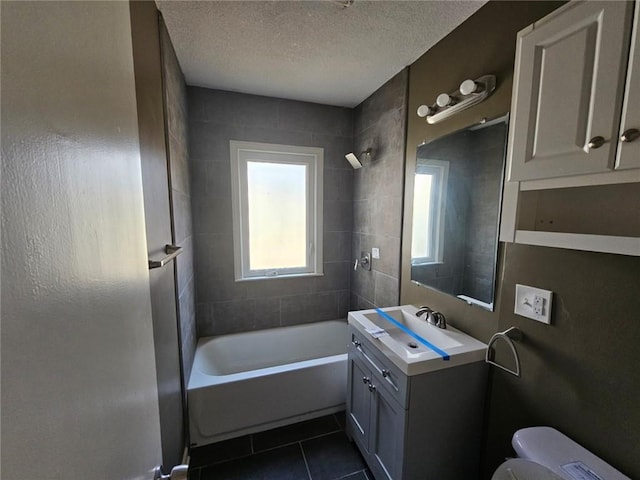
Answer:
[512,427,631,480]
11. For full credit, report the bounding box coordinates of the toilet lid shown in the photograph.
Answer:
[492,459,565,480]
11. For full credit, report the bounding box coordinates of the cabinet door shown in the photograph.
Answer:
[370,384,405,480]
[616,1,640,170]
[508,1,634,181]
[347,355,372,452]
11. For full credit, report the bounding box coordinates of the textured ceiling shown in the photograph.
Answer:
[156,1,486,107]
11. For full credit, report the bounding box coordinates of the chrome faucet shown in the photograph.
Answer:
[416,305,433,318]
[416,305,447,329]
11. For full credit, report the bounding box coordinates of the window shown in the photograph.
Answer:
[411,160,449,265]
[230,141,323,280]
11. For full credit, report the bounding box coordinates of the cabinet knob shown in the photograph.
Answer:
[620,128,640,143]
[362,376,370,384]
[381,369,390,378]
[368,383,377,392]
[587,136,607,149]
[352,340,361,348]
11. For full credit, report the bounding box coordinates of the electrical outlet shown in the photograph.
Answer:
[515,284,553,324]
[371,247,380,259]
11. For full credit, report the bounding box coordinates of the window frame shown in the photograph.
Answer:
[229,140,324,281]
[411,160,449,266]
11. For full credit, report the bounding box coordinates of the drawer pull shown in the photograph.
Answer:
[587,136,606,149]
[362,376,370,384]
[352,337,400,392]
[620,128,639,143]
[368,383,377,393]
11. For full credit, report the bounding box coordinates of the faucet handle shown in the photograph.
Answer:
[432,311,447,329]
[416,305,433,316]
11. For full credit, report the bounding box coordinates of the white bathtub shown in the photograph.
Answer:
[188,319,348,447]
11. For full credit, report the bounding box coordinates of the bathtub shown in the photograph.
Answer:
[188,319,348,447]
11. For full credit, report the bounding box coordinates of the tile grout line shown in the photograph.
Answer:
[200,428,343,469]
[252,428,342,456]
[299,441,313,480]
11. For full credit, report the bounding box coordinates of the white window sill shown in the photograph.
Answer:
[234,272,324,282]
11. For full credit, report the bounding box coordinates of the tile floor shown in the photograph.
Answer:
[188,412,371,480]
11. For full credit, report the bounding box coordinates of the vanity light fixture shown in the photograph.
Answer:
[417,74,496,125]
[345,148,372,169]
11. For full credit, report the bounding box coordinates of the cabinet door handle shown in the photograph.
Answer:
[620,129,639,143]
[382,369,390,378]
[587,136,607,149]
[352,340,361,348]
[362,376,370,384]
[368,383,377,392]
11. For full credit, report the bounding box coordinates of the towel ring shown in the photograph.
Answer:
[485,327,523,377]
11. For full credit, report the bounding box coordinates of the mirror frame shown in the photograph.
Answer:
[409,114,509,311]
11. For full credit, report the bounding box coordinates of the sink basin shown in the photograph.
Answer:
[348,305,487,375]
[362,308,463,350]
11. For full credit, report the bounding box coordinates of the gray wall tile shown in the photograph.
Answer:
[373,272,400,307]
[173,189,192,244]
[281,292,340,326]
[323,231,352,262]
[323,200,353,232]
[189,88,354,335]
[176,235,194,296]
[355,70,408,135]
[351,69,408,310]
[313,261,351,292]
[161,20,197,404]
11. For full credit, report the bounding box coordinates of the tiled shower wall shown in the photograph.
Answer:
[188,88,354,336]
[351,70,408,309]
[160,20,196,384]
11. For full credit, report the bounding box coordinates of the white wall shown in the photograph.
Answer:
[1,2,162,479]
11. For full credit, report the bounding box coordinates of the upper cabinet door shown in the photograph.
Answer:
[616,2,640,170]
[508,1,634,181]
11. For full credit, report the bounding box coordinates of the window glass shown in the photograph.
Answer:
[247,161,307,270]
[411,160,449,265]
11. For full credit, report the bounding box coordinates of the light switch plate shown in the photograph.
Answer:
[514,284,553,324]
[371,247,380,259]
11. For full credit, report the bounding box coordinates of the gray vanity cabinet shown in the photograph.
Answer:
[346,326,487,480]
[347,353,373,449]
[369,379,405,480]
[348,348,405,479]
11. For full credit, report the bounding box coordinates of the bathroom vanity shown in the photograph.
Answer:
[346,306,488,480]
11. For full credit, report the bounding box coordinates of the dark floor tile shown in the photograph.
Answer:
[302,431,366,480]
[190,435,252,467]
[333,411,346,430]
[199,443,310,480]
[253,415,341,452]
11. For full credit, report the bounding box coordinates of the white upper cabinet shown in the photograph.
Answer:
[616,3,640,170]
[508,1,636,182]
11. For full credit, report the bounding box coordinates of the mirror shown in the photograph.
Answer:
[410,115,508,310]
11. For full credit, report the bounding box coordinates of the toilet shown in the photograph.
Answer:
[492,427,631,480]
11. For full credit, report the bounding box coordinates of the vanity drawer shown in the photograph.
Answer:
[349,329,409,408]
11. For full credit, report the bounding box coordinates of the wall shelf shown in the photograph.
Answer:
[514,230,640,256]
